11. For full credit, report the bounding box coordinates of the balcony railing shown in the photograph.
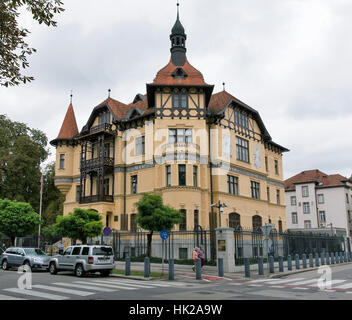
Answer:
[81,157,114,171]
[90,123,113,134]
[80,195,114,204]
[161,142,200,154]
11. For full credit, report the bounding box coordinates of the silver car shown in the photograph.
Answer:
[48,245,114,277]
[1,247,50,270]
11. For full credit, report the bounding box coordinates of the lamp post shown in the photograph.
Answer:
[211,200,227,228]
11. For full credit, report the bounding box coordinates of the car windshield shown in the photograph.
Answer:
[92,247,113,256]
[24,248,47,256]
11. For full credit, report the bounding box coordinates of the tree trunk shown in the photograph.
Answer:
[146,231,153,258]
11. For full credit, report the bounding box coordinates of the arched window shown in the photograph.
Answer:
[229,213,241,229]
[278,220,283,233]
[252,215,262,230]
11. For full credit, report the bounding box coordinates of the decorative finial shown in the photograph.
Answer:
[222,82,226,91]
[177,0,180,19]
[108,89,111,98]
[70,90,73,104]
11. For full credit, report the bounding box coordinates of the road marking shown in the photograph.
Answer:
[308,280,346,288]
[4,288,68,300]
[0,294,27,300]
[292,287,309,290]
[32,285,94,297]
[91,280,153,289]
[287,279,318,286]
[53,282,115,292]
[263,278,305,284]
[333,283,352,289]
[110,279,172,287]
[77,281,136,290]
[248,284,263,287]
[269,285,286,288]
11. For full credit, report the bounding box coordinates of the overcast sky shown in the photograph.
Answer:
[1,0,352,180]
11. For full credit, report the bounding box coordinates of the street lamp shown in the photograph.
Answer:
[211,200,227,228]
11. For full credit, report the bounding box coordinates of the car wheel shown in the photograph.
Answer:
[49,262,57,275]
[1,259,9,270]
[100,270,111,277]
[75,264,85,277]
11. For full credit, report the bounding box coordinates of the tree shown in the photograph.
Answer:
[134,193,183,258]
[0,115,49,212]
[0,199,40,245]
[0,0,65,87]
[54,208,103,244]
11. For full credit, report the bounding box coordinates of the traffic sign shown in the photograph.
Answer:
[160,230,169,240]
[103,227,111,236]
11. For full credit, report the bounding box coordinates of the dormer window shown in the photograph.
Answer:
[171,68,188,80]
[98,111,110,125]
[172,93,188,108]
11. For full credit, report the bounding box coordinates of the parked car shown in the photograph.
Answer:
[1,247,50,271]
[48,245,114,277]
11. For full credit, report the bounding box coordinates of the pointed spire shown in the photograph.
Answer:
[70,90,73,104]
[57,103,79,140]
[170,1,187,66]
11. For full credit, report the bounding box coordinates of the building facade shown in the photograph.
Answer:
[51,9,288,233]
[285,169,352,249]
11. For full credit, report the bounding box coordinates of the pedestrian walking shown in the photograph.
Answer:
[58,242,64,255]
[192,247,199,272]
[198,246,205,269]
[2,243,6,251]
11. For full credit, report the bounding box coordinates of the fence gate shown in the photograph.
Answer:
[234,226,244,264]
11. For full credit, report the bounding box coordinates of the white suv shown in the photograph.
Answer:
[48,245,114,277]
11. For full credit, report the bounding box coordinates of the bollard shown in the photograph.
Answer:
[349,252,352,262]
[331,252,335,264]
[326,253,330,265]
[315,253,320,267]
[144,257,150,278]
[340,252,343,263]
[169,259,174,281]
[279,256,284,272]
[269,256,274,273]
[335,252,339,264]
[309,253,313,268]
[295,254,300,270]
[258,257,264,275]
[218,258,224,278]
[287,255,292,271]
[245,258,251,277]
[302,254,307,269]
[125,257,131,276]
[344,252,348,263]
[320,253,325,265]
[196,258,202,280]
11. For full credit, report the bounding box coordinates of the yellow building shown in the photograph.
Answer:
[50,9,289,234]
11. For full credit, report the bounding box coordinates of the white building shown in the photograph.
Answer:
[285,169,352,250]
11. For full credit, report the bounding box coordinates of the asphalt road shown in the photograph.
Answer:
[1,263,352,301]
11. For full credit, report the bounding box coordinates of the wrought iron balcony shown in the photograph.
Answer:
[90,123,113,134]
[80,195,114,204]
[81,157,114,171]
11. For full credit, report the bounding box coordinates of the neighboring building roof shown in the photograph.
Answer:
[56,104,79,140]
[285,169,351,191]
[153,58,208,86]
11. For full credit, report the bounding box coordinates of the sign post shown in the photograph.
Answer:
[160,230,169,275]
[260,223,275,272]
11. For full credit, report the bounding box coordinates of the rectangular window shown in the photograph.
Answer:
[59,154,65,169]
[194,210,199,228]
[104,143,110,158]
[234,110,249,129]
[227,175,238,195]
[178,165,186,186]
[347,193,349,204]
[251,181,260,199]
[274,160,279,175]
[276,189,280,205]
[131,175,137,194]
[267,187,270,202]
[98,112,110,125]
[304,220,311,229]
[292,212,298,224]
[319,211,326,223]
[173,93,188,108]
[317,194,324,204]
[193,166,198,187]
[302,186,309,197]
[236,136,249,163]
[76,185,81,202]
[130,214,137,232]
[103,179,109,195]
[166,165,171,187]
[179,209,187,231]
[72,247,81,255]
[168,129,192,143]
[303,202,310,214]
[81,247,89,256]
[265,156,268,172]
[135,136,145,156]
[291,196,297,206]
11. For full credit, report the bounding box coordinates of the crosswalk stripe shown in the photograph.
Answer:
[264,278,305,284]
[248,279,278,283]
[110,279,171,287]
[76,281,136,290]
[287,279,318,286]
[309,280,346,287]
[292,287,309,290]
[53,282,115,292]
[91,280,153,289]
[333,283,352,289]
[4,288,68,300]
[32,285,94,297]
[0,294,27,300]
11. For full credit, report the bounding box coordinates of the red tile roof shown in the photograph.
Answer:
[153,58,208,86]
[285,169,349,190]
[57,104,78,140]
